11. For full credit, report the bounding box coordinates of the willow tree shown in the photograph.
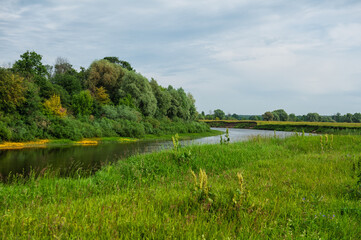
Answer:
[150,78,171,118]
[119,70,157,117]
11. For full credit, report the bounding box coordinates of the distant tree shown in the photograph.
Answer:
[288,113,297,121]
[262,111,274,121]
[332,112,342,122]
[320,116,334,122]
[213,109,225,120]
[306,113,321,122]
[352,113,361,123]
[272,109,288,121]
[344,113,353,123]
[249,115,260,120]
[0,68,27,113]
[272,112,280,121]
[12,51,48,78]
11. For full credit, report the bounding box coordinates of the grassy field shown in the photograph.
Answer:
[201,120,361,134]
[1,134,360,238]
[202,119,361,128]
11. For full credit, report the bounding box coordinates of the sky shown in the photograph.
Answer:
[1,0,361,115]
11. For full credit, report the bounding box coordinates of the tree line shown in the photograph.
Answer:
[200,109,361,123]
[0,51,208,141]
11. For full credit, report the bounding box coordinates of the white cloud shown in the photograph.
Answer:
[1,0,361,114]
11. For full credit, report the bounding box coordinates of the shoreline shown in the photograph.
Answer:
[0,130,223,150]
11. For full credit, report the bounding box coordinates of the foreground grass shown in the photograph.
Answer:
[1,135,361,239]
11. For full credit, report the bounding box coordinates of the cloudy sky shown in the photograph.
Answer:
[1,0,361,115]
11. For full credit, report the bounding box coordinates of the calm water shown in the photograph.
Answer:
[0,128,298,181]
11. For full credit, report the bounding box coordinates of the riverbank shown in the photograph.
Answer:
[1,134,360,238]
[202,120,361,134]
[0,130,223,150]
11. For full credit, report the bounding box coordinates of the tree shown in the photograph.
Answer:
[72,90,94,116]
[288,113,297,121]
[103,57,135,71]
[0,68,27,113]
[306,113,320,122]
[262,111,274,121]
[43,95,67,117]
[249,115,260,120]
[272,109,288,121]
[150,78,171,118]
[86,59,123,103]
[52,73,82,96]
[213,109,225,120]
[352,113,361,123]
[54,57,76,75]
[12,51,48,78]
[94,86,110,105]
[119,70,157,117]
[344,113,353,123]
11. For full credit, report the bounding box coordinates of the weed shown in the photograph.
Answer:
[220,128,230,145]
[190,168,214,204]
[172,133,193,164]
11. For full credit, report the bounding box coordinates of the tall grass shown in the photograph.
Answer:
[1,135,360,238]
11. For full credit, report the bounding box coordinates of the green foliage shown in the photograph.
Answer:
[52,73,82,96]
[119,70,157,117]
[150,79,171,117]
[0,53,208,142]
[214,109,225,120]
[86,59,123,103]
[12,51,48,78]
[0,69,26,113]
[101,105,140,122]
[307,112,321,122]
[103,56,135,71]
[0,121,12,141]
[118,93,136,108]
[262,111,274,121]
[72,90,94,116]
[272,109,288,121]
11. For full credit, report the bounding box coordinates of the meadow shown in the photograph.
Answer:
[1,133,360,239]
[202,120,361,134]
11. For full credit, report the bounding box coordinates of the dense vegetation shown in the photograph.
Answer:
[0,51,209,142]
[0,134,360,238]
[201,108,361,123]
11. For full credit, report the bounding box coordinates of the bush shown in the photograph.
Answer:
[0,122,12,142]
[101,105,140,122]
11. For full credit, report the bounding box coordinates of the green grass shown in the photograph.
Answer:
[1,135,360,238]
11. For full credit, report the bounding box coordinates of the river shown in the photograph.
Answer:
[0,128,299,181]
